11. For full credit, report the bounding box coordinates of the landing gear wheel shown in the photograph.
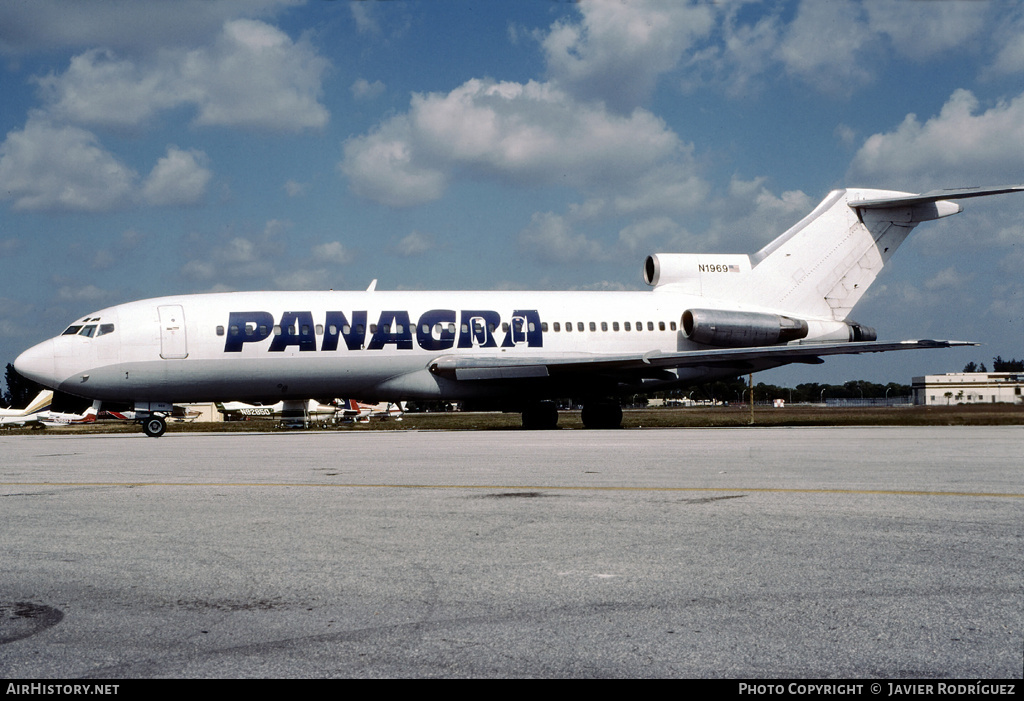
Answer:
[581,401,622,429]
[142,416,167,438]
[522,401,559,430]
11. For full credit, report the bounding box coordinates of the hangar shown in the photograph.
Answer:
[912,372,1024,405]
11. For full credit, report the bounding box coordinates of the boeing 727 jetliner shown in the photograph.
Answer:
[14,185,1024,436]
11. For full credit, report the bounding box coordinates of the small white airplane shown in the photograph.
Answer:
[336,399,405,423]
[0,390,54,426]
[35,405,99,427]
[15,185,1024,437]
[217,398,343,425]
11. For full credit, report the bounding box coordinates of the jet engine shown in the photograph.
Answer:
[681,309,808,347]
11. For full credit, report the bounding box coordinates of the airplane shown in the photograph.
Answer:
[0,389,54,427]
[35,405,99,427]
[217,398,344,426]
[14,185,1024,437]
[336,399,405,423]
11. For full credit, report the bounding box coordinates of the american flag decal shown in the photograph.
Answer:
[728,264,740,272]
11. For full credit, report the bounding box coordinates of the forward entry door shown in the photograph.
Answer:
[158,305,188,359]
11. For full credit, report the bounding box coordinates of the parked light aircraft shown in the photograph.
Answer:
[337,399,405,423]
[0,390,54,426]
[218,398,344,425]
[14,185,1024,437]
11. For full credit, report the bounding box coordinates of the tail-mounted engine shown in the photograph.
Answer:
[681,309,877,347]
[682,309,808,347]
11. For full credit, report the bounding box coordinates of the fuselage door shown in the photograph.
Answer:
[158,305,188,359]
[510,315,528,346]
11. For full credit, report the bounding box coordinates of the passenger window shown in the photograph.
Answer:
[659,321,665,331]
[216,326,225,336]
[670,321,677,331]
[553,322,560,332]
[613,322,619,332]
[565,322,571,333]
[624,322,631,331]
[589,322,596,332]
[315,325,323,335]
[273,325,282,336]
[647,321,654,331]
[577,322,584,332]
[601,322,608,332]
[636,321,642,331]
[229,325,239,336]
[540,322,547,332]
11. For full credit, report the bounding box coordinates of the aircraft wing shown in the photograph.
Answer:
[428,339,976,381]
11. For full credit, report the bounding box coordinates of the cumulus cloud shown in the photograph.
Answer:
[776,1,877,94]
[312,241,353,265]
[181,219,288,284]
[142,147,212,206]
[392,231,433,257]
[0,116,136,212]
[849,89,1024,188]
[341,78,684,207]
[518,211,608,264]
[351,78,385,101]
[541,0,714,112]
[34,19,329,132]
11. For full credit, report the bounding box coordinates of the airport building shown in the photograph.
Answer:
[911,372,1024,405]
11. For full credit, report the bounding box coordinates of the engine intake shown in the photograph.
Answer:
[682,309,809,347]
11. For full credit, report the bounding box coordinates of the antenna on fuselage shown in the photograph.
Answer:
[366,279,377,292]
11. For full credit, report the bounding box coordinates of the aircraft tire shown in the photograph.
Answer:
[521,401,559,430]
[581,401,622,429]
[142,416,167,438]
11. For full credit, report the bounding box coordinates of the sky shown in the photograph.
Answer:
[2,0,1024,392]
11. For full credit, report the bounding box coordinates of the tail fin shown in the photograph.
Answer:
[20,390,54,416]
[745,186,1023,320]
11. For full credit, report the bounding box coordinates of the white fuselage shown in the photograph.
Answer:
[15,288,832,405]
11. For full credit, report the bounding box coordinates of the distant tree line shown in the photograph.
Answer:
[963,356,1024,373]
[657,378,910,404]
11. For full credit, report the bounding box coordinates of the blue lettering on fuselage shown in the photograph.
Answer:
[223,309,543,353]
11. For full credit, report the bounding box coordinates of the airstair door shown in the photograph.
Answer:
[158,305,188,359]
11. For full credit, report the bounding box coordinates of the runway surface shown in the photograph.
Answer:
[1,426,1021,678]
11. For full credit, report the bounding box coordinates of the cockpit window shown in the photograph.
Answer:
[78,325,97,338]
[62,325,83,336]
[97,324,115,337]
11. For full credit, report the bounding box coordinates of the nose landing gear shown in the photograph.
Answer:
[141,415,167,438]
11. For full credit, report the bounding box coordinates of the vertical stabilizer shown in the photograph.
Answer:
[745,188,958,320]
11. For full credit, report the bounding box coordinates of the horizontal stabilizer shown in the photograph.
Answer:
[849,185,1024,209]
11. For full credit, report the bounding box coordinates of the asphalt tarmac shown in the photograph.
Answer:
[1,426,1021,678]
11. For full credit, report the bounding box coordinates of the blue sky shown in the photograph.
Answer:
[2,0,1023,390]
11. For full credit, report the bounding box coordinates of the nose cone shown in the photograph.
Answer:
[14,339,57,388]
